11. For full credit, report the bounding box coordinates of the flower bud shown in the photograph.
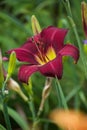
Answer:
[7,78,28,102]
[31,15,41,35]
[8,51,16,77]
[81,1,87,37]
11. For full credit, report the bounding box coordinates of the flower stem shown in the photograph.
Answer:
[27,96,36,130]
[2,75,9,95]
[62,0,72,17]
[37,77,52,117]
[1,76,12,130]
[28,99,36,122]
[55,76,68,109]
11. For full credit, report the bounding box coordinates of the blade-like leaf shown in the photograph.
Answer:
[0,104,29,130]
[0,124,6,130]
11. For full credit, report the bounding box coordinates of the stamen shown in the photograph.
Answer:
[32,36,45,62]
[45,55,50,61]
[32,36,56,65]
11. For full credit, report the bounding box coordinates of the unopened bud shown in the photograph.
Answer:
[7,78,28,102]
[8,51,16,77]
[81,1,87,37]
[31,15,41,35]
[7,78,20,92]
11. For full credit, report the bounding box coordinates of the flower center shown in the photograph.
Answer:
[32,36,56,65]
[35,47,56,65]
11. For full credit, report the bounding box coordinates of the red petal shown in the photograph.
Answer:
[7,37,40,64]
[40,26,68,53]
[21,38,38,54]
[18,65,38,83]
[59,44,79,63]
[38,54,63,79]
[7,48,38,64]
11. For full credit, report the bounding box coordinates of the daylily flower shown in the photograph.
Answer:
[49,109,87,130]
[7,26,79,83]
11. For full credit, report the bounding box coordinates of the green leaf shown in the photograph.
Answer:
[0,124,6,130]
[0,104,29,130]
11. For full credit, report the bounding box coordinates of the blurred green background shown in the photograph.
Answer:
[0,0,87,130]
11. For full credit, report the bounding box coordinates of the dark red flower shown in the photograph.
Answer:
[7,26,79,83]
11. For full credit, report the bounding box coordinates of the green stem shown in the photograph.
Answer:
[55,82,61,107]
[2,75,9,95]
[62,0,72,17]
[55,76,68,109]
[28,99,36,122]
[27,96,36,130]
[1,75,12,130]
